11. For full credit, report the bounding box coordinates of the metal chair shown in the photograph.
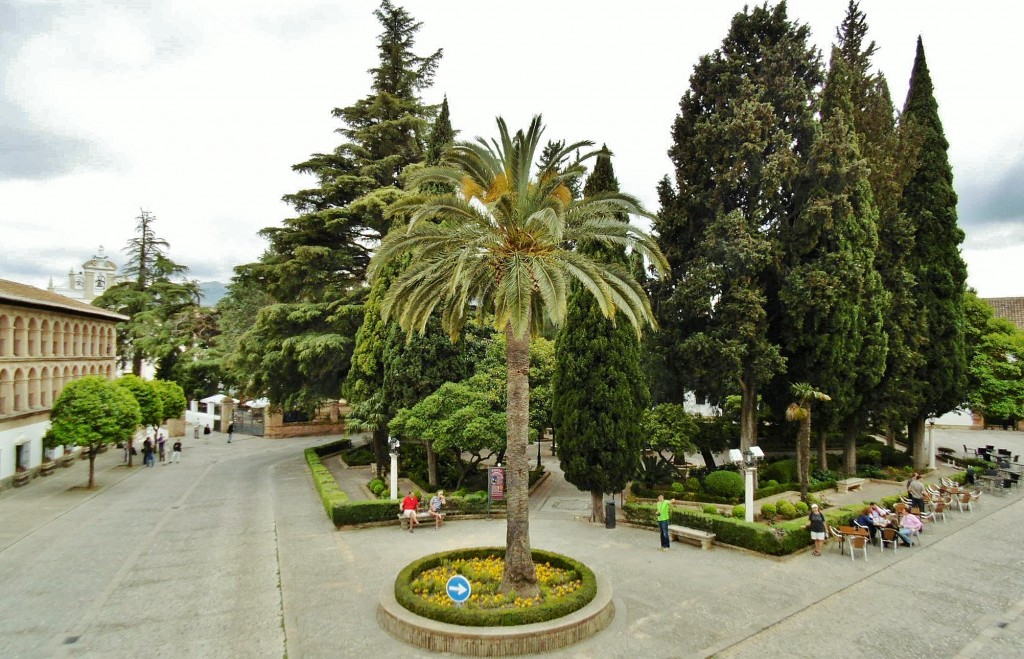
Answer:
[957,492,973,512]
[848,533,869,561]
[963,444,979,459]
[829,526,846,555]
[879,527,900,553]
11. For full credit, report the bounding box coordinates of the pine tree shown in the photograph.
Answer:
[654,3,822,451]
[899,37,968,466]
[553,148,650,523]
[776,48,887,478]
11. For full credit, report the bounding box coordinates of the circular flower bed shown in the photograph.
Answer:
[394,547,597,627]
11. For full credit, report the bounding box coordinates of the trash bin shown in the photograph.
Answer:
[605,501,616,529]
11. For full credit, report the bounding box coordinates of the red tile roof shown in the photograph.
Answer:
[982,297,1024,331]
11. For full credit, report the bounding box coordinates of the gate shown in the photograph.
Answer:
[233,408,265,437]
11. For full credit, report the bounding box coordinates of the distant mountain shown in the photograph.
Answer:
[198,281,227,306]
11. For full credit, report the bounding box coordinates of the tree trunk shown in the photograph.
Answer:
[591,491,604,524]
[501,324,538,597]
[817,427,828,475]
[132,353,143,377]
[700,447,717,470]
[885,427,895,449]
[909,415,927,470]
[87,445,96,489]
[798,415,811,500]
[426,442,438,488]
[739,372,758,452]
[127,438,135,468]
[842,417,858,476]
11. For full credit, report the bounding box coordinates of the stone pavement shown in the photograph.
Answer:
[0,427,1022,658]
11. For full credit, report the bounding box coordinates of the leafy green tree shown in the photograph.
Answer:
[964,294,1024,424]
[776,47,887,476]
[115,374,163,440]
[50,377,141,487]
[654,3,822,452]
[785,383,830,500]
[899,37,968,467]
[553,149,650,522]
[94,210,201,375]
[640,404,698,467]
[369,115,667,596]
[153,379,187,425]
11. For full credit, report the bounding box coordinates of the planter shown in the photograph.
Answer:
[39,461,57,476]
[13,471,32,487]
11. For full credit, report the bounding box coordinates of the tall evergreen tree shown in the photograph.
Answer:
[776,48,888,476]
[553,148,650,523]
[94,210,201,376]
[654,3,822,451]
[899,37,968,467]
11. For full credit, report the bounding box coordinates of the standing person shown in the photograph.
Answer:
[908,473,926,513]
[400,490,420,533]
[171,440,182,464]
[157,433,166,463]
[227,422,234,444]
[203,424,211,438]
[142,438,154,468]
[657,494,674,551]
[806,503,827,556]
[428,490,446,529]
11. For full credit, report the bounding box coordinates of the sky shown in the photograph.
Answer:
[2,0,1022,299]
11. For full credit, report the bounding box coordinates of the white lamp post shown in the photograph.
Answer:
[730,446,765,522]
[927,419,936,470]
[388,436,400,500]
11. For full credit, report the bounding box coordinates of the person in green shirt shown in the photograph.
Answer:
[656,494,674,550]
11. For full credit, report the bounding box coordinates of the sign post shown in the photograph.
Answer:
[487,465,505,517]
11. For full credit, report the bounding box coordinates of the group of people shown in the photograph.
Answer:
[807,499,924,556]
[399,490,446,532]
[134,433,182,467]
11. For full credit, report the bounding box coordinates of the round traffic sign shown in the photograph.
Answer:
[446,574,472,603]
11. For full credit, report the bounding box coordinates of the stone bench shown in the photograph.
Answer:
[667,524,715,550]
[397,507,444,530]
[836,477,866,493]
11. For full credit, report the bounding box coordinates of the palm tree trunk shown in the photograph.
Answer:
[817,427,828,475]
[799,415,811,500]
[502,324,539,597]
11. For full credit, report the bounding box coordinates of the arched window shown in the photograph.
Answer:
[90,324,99,357]
[13,367,26,412]
[0,368,11,415]
[0,314,10,356]
[72,323,81,357]
[107,326,116,356]
[41,319,52,356]
[13,316,25,356]
[63,321,72,356]
[40,367,51,407]
[28,318,39,356]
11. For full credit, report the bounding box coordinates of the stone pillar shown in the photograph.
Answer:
[220,399,235,432]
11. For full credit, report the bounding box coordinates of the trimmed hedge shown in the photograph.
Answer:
[331,493,506,526]
[705,470,744,498]
[394,547,597,627]
[313,438,352,458]
[305,447,349,520]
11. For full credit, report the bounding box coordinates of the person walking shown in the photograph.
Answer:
[157,433,166,463]
[806,503,827,556]
[171,440,182,464]
[142,438,155,468]
[227,422,234,444]
[657,494,674,551]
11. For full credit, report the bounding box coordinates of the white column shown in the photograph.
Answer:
[390,451,399,500]
[745,467,755,523]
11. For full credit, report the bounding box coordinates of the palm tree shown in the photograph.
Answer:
[368,115,668,596]
[785,382,831,500]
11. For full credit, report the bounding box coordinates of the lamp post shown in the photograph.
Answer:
[730,446,765,522]
[927,419,936,470]
[388,436,400,500]
[537,435,543,470]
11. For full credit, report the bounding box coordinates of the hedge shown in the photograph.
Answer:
[305,447,349,520]
[332,494,507,526]
[394,547,597,627]
[312,438,352,458]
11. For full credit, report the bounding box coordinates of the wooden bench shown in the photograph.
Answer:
[667,524,715,550]
[397,506,445,530]
[836,477,866,493]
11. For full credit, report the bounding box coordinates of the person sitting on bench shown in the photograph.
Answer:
[400,490,420,532]
[428,490,446,529]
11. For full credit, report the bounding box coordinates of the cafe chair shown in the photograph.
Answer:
[963,444,979,459]
[829,526,846,555]
[970,490,982,508]
[957,492,973,513]
[848,534,869,561]
[879,527,900,553]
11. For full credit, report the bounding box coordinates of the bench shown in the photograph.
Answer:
[12,471,31,488]
[397,507,445,530]
[667,524,715,550]
[836,477,866,493]
[39,461,57,476]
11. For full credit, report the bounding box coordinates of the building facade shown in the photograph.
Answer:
[47,246,121,304]
[0,279,127,488]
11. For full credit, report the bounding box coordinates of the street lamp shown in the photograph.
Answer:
[927,419,936,470]
[388,436,400,500]
[730,445,765,522]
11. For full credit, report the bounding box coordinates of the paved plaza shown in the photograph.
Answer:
[0,427,1022,658]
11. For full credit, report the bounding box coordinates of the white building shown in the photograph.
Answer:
[47,246,121,304]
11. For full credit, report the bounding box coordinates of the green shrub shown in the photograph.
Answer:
[732,505,745,519]
[794,501,809,516]
[776,500,797,519]
[702,504,718,515]
[761,459,796,483]
[755,482,794,499]
[394,547,597,626]
[312,438,352,457]
[704,470,744,498]
[369,479,385,495]
[684,477,701,492]
[671,482,686,494]
[305,447,349,522]
[765,479,779,488]
[760,503,776,519]
[340,444,375,466]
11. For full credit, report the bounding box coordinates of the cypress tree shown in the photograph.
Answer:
[654,3,822,451]
[776,48,887,479]
[553,148,649,522]
[899,37,968,466]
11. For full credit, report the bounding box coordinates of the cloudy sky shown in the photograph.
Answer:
[2,0,1021,299]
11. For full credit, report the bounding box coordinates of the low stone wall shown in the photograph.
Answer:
[377,573,614,656]
[264,422,346,439]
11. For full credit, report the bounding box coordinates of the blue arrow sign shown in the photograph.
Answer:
[446,574,472,603]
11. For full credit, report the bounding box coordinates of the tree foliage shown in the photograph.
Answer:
[153,379,187,424]
[964,294,1024,422]
[115,374,163,431]
[50,376,141,488]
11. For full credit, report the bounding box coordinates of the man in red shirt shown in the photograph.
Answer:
[400,491,420,532]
